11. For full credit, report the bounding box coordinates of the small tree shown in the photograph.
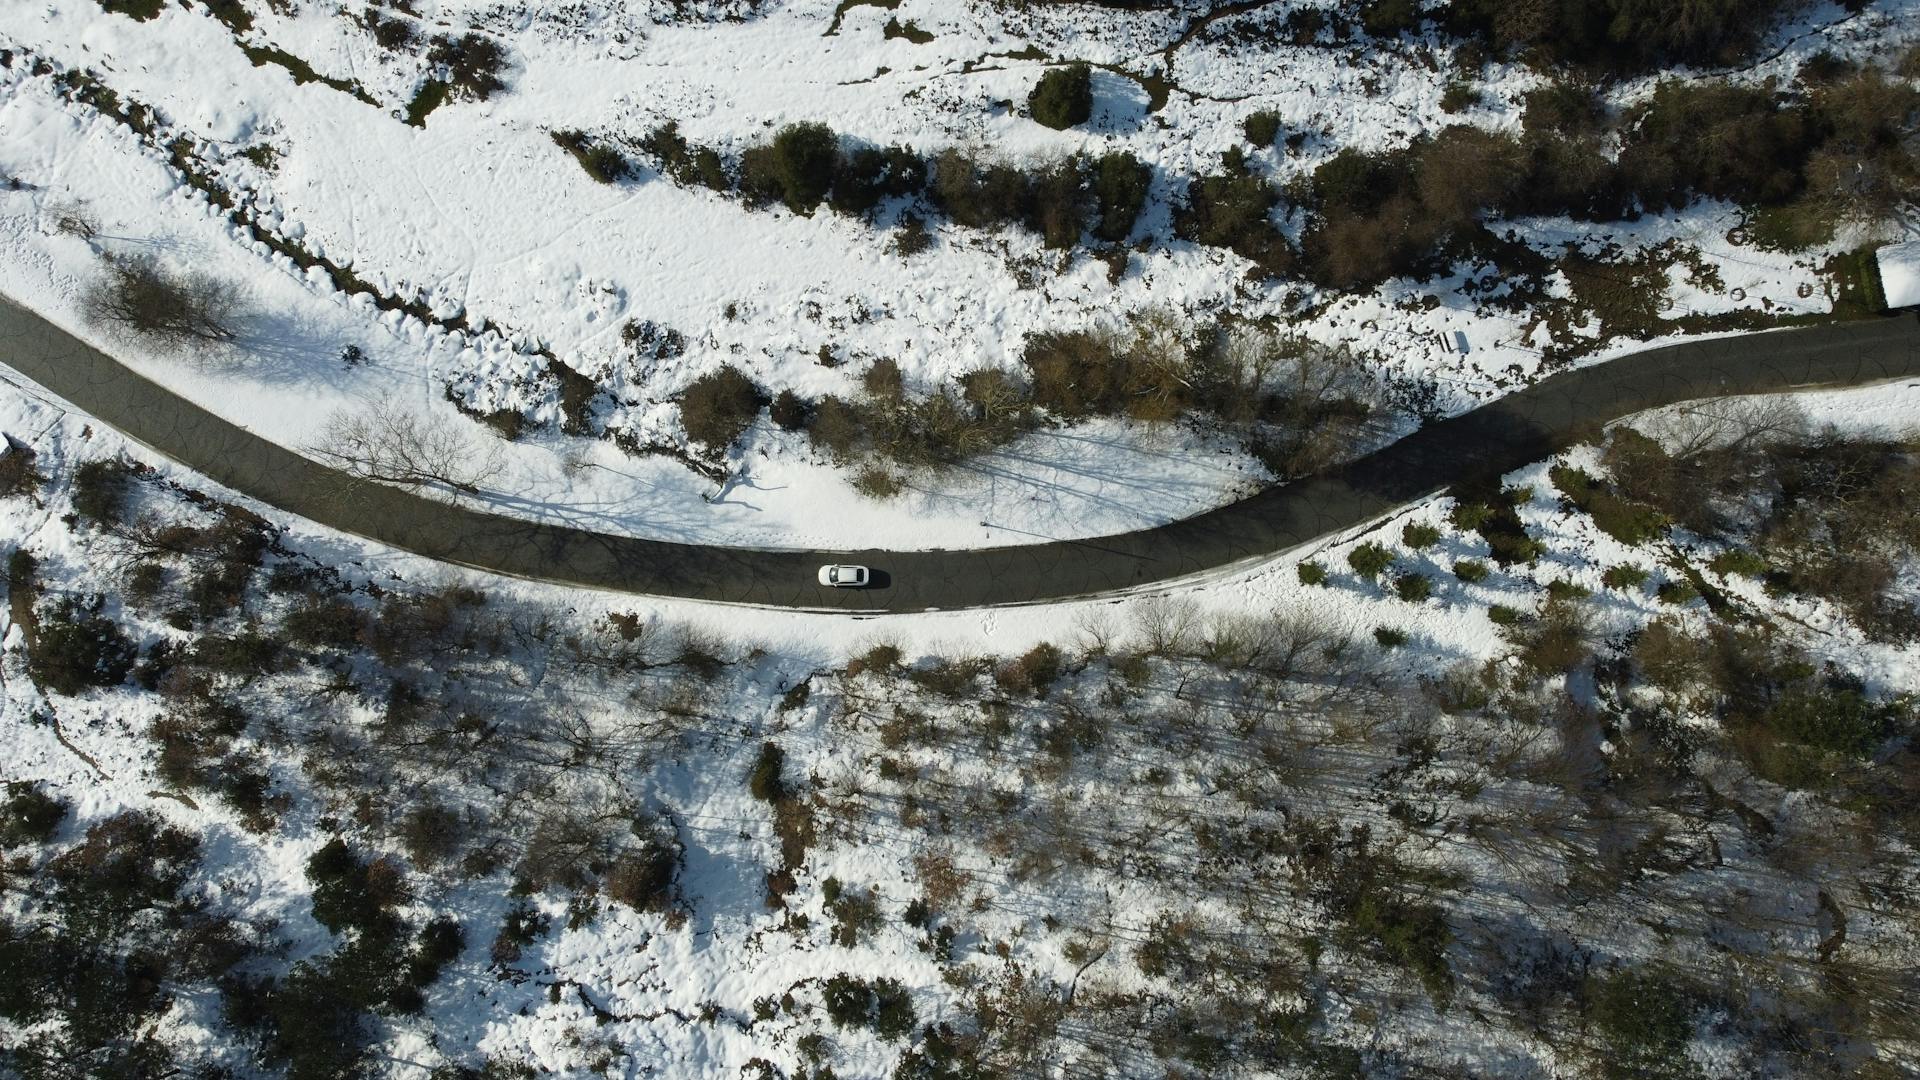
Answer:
[1029,63,1093,130]
[84,254,241,346]
[308,404,500,494]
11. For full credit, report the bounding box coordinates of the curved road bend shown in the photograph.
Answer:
[2,298,1917,612]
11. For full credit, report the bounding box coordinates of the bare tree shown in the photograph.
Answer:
[1638,396,1810,462]
[83,254,241,345]
[308,403,500,494]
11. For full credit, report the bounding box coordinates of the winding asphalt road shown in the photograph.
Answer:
[3,297,1917,611]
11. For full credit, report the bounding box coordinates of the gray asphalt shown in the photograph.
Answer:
[3,297,1917,611]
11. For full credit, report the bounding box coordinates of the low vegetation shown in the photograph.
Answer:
[83,254,242,346]
[740,318,1384,494]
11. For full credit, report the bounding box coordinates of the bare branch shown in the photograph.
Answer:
[307,403,501,495]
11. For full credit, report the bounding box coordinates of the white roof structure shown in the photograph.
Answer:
[1878,240,1920,309]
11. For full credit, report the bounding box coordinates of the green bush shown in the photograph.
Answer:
[0,440,44,501]
[1177,156,1291,273]
[1373,626,1408,649]
[1243,110,1283,147]
[830,144,925,216]
[1395,573,1433,603]
[929,150,1030,230]
[1656,579,1698,605]
[1,782,67,847]
[427,33,509,101]
[1402,522,1441,549]
[1618,80,1811,211]
[30,598,136,696]
[821,974,917,1040]
[47,810,199,939]
[1603,564,1650,590]
[306,838,406,936]
[1708,549,1769,579]
[1546,579,1591,601]
[1029,63,1093,130]
[640,122,731,190]
[1445,0,1801,73]
[550,130,627,183]
[1452,559,1488,583]
[746,122,841,214]
[680,365,765,452]
[1553,462,1668,544]
[1764,684,1896,759]
[1487,604,1522,626]
[1297,561,1328,586]
[1448,502,1491,531]
[1347,542,1394,581]
[1587,491,1668,545]
[1521,81,1608,138]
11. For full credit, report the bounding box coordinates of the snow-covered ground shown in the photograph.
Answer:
[1880,238,1920,308]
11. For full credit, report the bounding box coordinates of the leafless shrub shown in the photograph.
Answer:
[1632,396,1810,463]
[308,403,501,494]
[1130,596,1201,657]
[83,254,242,346]
[46,202,99,241]
[514,804,630,894]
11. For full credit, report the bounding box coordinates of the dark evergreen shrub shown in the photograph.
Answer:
[1029,63,1093,130]
[70,458,135,525]
[1243,110,1283,147]
[30,597,135,696]
[1090,151,1150,242]
[830,144,925,215]
[0,782,66,847]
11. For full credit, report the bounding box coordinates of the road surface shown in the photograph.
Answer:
[2,297,1916,611]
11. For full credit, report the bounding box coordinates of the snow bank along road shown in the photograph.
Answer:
[3,297,1918,612]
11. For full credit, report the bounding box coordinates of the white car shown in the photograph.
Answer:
[817,564,870,588]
